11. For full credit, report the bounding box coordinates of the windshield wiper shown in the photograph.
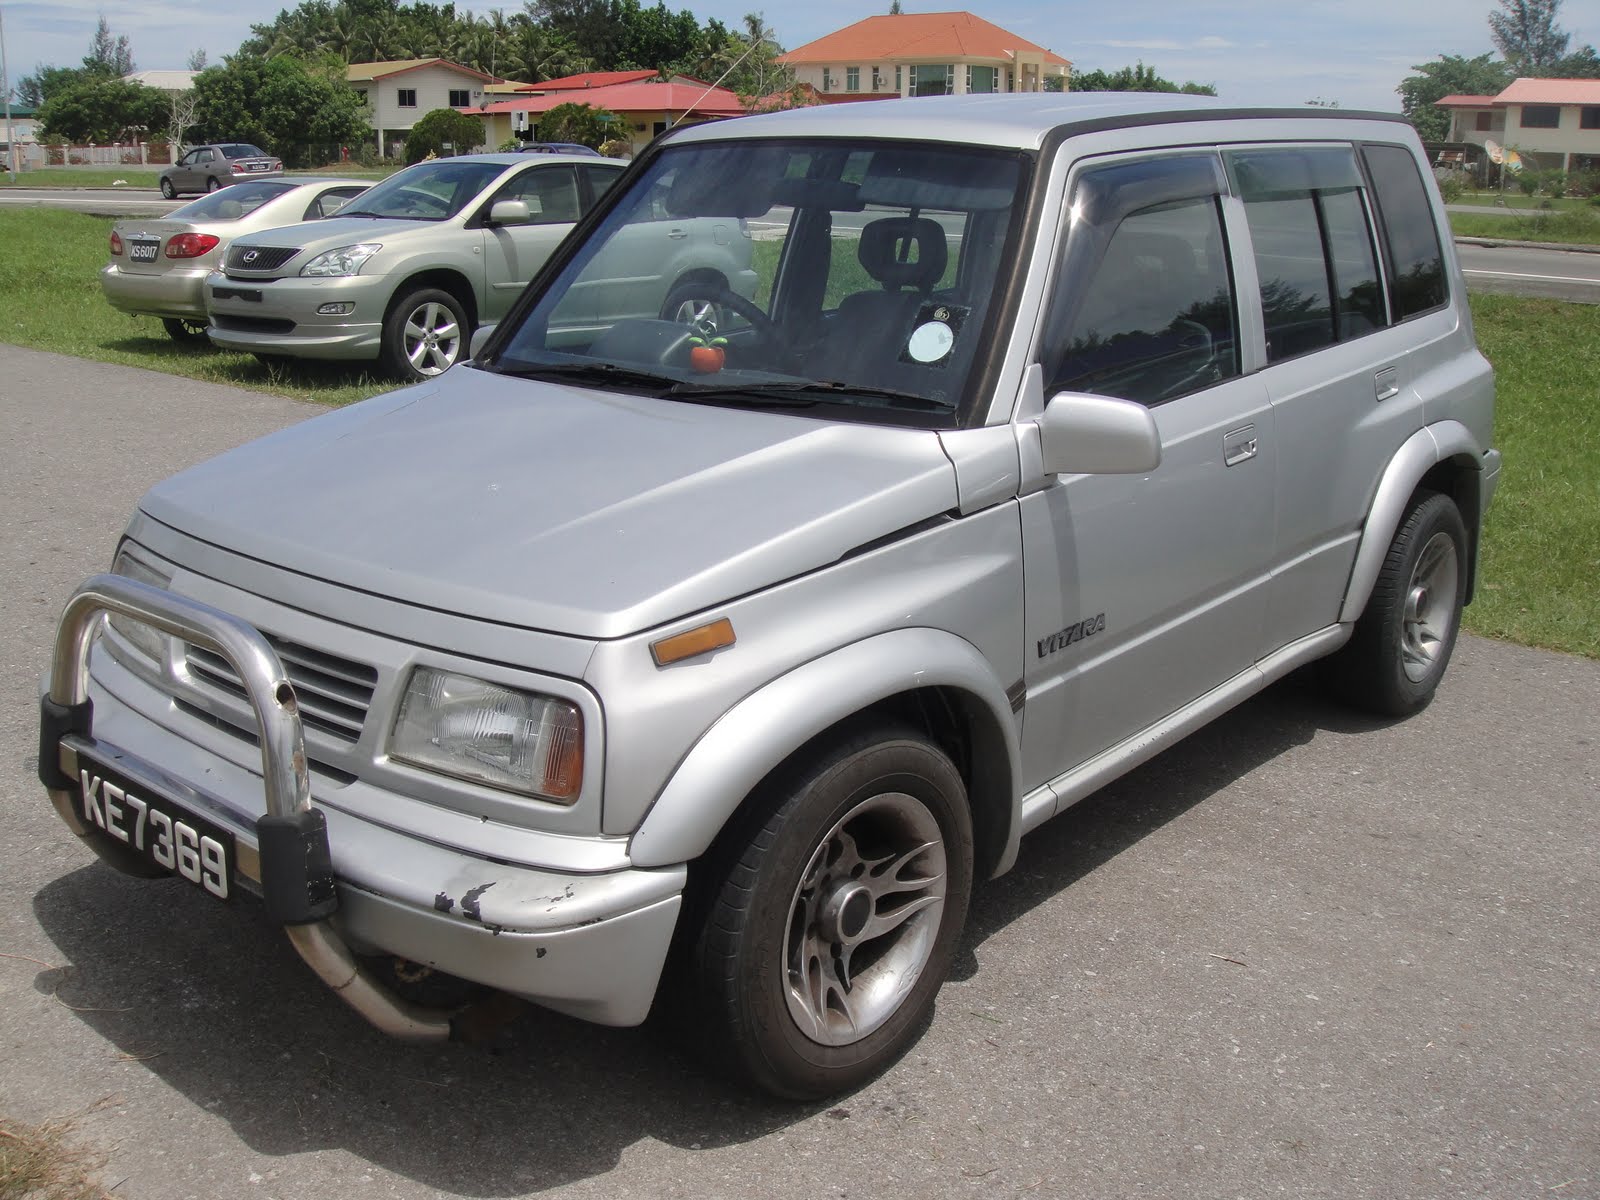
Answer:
[491,361,682,390]
[667,380,952,412]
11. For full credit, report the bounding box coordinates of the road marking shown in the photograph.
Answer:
[1463,267,1600,285]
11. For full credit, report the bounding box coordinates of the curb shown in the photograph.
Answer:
[1453,235,1600,255]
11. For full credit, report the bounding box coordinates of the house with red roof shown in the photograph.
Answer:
[1437,78,1600,174]
[480,73,748,153]
[778,11,1069,101]
[346,59,505,156]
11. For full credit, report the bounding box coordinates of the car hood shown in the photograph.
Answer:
[232,214,451,252]
[136,367,959,640]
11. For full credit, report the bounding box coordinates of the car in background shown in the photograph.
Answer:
[159,144,284,198]
[516,142,603,156]
[102,178,370,341]
[206,151,754,381]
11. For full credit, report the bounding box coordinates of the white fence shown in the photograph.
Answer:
[6,142,179,171]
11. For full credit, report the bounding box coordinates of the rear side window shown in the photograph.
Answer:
[1360,144,1447,319]
[1227,147,1385,363]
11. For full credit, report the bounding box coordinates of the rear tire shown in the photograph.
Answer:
[161,317,209,343]
[693,726,973,1099]
[1328,490,1467,717]
[382,287,468,382]
[159,178,177,200]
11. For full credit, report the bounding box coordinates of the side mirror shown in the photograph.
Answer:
[469,324,497,360]
[1038,391,1162,476]
[488,199,531,226]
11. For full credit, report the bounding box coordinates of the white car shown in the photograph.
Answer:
[101,178,369,342]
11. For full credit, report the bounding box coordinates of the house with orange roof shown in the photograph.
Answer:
[480,74,748,153]
[346,59,505,156]
[1437,78,1600,174]
[778,11,1069,101]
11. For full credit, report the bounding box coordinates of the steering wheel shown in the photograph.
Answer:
[661,283,784,356]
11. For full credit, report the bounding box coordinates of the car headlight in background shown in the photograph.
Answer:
[300,243,382,277]
[107,549,173,662]
[390,667,584,803]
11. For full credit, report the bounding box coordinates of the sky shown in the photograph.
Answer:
[6,0,1600,111]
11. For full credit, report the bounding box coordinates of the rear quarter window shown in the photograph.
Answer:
[1360,143,1447,319]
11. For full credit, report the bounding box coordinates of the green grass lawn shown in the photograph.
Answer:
[0,209,1593,657]
[0,209,390,405]
[1,166,396,189]
[1450,206,1600,245]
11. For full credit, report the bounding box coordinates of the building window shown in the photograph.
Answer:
[872,67,882,91]
[1583,106,1600,129]
[397,88,417,108]
[968,65,997,93]
[449,89,471,107]
[822,67,832,92]
[895,66,903,93]
[1475,111,1493,131]
[909,65,954,96]
[1520,104,1560,129]
[846,66,860,91]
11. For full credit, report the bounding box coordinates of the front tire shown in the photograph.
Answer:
[205,177,221,193]
[694,726,973,1099]
[161,317,209,343]
[382,287,468,381]
[1330,490,1468,717]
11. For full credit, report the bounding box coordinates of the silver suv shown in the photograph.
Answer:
[40,96,1498,1100]
[205,152,756,381]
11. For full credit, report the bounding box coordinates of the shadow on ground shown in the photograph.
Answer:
[29,671,1382,1193]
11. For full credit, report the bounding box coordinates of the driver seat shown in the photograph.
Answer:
[820,216,948,386]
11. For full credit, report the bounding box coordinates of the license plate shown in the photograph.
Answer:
[212,286,261,302]
[247,163,267,171]
[129,240,160,262]
[74,752,236,901]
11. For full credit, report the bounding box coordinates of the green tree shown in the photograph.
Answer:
[1489,0,1570,73]
[1066,63,1217,95]
[536,100,618,146]
[403,107,488,162]
[17,65,90,109]
[83,16,136,77]
[1396,53,1513,142]
[189,55,369,167]
[37,77,168,143]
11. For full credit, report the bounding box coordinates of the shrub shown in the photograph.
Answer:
[403,108,486,165]
[599,138,632,159]
[1433,167,1468,203]
[536,102,618,149]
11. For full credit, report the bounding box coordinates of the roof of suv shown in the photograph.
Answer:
[670,93,1408,151]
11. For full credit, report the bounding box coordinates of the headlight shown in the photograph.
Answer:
[108,549,173,662]
[300,243,382,277]
[390,667,584,802]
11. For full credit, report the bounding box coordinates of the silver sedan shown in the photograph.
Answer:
[101,178,370,342]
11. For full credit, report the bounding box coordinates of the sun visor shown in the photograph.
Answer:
[858,149,1020,211]
[659,144,786,216]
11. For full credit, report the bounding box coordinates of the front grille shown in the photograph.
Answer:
[184,635,377,746]
[225,244,301,272]
[211,314,296,335]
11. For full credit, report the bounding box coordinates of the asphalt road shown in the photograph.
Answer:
[1,343,1597,1200]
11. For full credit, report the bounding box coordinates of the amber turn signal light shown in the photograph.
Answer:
[651,618,736,666]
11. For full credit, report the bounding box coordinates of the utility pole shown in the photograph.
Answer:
[1,6,17,182]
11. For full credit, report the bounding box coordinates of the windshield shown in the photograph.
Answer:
[221,144,269,160]
[494,138,1029,426]
[338,160,505,222]
[170,181,296,221]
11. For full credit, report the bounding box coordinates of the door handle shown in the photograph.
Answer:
[668,228,689,239]
[1375,366,1400,402]
[1223,423,1258,467]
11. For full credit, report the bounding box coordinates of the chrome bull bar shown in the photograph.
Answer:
[40,574,451,1042]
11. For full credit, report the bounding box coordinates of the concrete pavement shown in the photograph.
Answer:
[1,343,1596,1199]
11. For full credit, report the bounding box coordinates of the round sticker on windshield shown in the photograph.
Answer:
[907,321,955,364]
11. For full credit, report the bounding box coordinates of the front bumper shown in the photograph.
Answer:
[40,576,684,1032]
[204,270,390,361]
[101,263,209,321]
